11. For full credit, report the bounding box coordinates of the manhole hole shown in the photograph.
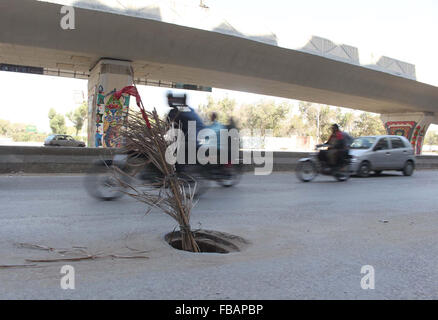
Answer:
[165,229,250,254]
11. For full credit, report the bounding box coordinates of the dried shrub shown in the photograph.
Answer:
[111,86,200,253]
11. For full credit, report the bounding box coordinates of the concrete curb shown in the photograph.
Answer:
[1,146,437,174]
[0,146,119,174]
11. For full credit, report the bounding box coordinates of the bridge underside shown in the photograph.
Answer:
[1,42,436,116]
[1,0,438,152]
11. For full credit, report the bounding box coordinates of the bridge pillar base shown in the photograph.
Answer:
[87,59,133,147]
[380,112,435,154]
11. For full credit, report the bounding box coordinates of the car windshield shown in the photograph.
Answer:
[350,137,376,149]
[45,135,55,142]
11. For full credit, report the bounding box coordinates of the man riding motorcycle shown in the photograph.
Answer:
[167,93,205,139]
[318,124,349,167]
[296,124,352,182]
[166,92,205,164]
[164,92,241,187]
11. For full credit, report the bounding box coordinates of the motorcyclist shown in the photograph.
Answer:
[319,124,347,167]
[166,92,205,164]
[225,116,240,165]
[205,112,226,161]
[167,93,204,136]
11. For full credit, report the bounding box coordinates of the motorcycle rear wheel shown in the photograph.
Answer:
[216,164,243,187]
[84,168,126,201]
[334,166,351,182]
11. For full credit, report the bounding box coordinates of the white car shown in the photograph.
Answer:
[349,135,415,177]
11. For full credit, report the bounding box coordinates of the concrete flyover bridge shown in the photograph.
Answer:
[1,0,437,152]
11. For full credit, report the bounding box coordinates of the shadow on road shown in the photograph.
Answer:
[353,172,406,178]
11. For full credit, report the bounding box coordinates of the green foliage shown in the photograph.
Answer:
[67,102,88,136]
[197,97,388,141]
[199,95,291,136]
[425,130,438,146]
[351,112,386,137]
[48,108,57,120]
[0,119,11,136]
[298,101,337,143]
[198,96,237,124]
[277,114,307,136]
[0,118,47,142]
[336,109,356,133]
[239,100,290,136]
[48,109,67,134]
[10,132,47,142]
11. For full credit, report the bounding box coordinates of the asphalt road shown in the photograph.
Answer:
[0,171,437,299]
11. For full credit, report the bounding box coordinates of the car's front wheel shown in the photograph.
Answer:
[357,161,371,177]
[402,161,414,176]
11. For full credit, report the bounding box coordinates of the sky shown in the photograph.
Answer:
[1,0,437,133]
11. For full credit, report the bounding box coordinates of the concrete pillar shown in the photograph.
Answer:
[380,112,435,154]
[87,59,133,147]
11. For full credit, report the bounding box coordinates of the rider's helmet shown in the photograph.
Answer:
[166,92,204,138]
[167,92,187,108]
[331,123,340,131]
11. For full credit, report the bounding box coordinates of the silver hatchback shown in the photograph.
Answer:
[350,135,415,177]
[44,134,86,147]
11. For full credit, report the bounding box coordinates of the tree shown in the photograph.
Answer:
[198,97,290,136]
[0,118,47,142]
[425,130,438,146]
[67,102,88,136]
[0,119,11,136]
[336,109,356,134]
[48,108,57,121]
[352,112,386,137]
[236,100,290,136]
[277,113,307,136]
[198,96,236,124]
[196,97,389,144]
[299,102,336,143]
[48,108,67,134]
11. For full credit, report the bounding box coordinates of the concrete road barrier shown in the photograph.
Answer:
[0,146,119,174]
[1,146,437,174]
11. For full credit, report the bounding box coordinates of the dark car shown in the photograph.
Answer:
[44,134,86,147]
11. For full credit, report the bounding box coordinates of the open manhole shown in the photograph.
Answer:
[165,229,250,254]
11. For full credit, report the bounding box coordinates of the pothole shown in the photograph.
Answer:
[165,229,250,254]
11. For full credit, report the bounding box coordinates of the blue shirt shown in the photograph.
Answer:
[207,121,226,149]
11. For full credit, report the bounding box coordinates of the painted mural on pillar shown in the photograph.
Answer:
[94,85,130,148]
[385,121,417,140]
[95,85,105,147]
[411,125,421,150]
[412,126,426,154]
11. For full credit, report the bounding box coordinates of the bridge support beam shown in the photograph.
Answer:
[87,59,133,147]
[380,112,435,154]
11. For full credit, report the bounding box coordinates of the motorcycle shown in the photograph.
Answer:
[84,151,243,201]
[296,144,352,182]
[85,92,243,200]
